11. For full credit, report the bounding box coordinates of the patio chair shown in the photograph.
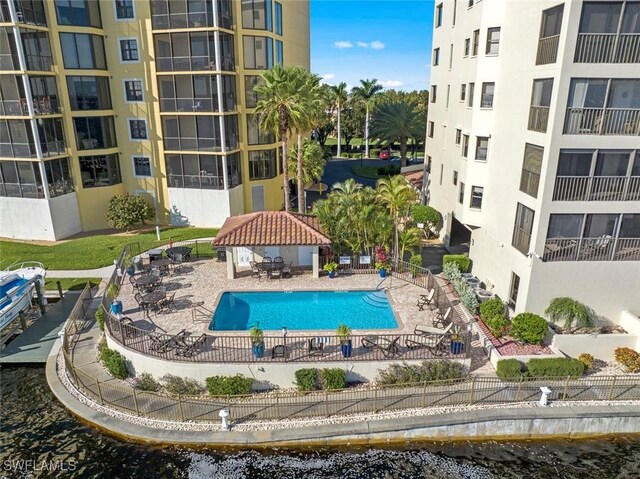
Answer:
[176,333,207,357]
[361,336,400,358]
[271,344,286,359]
[270,268,282,280]
[150,329,187,354]
[415,321,453,337]
[263,256,272,263]
[274,256,284,264]
[416,289,436,311]
[171,253,185,274]
[433,307,452,329]
[129,275,139,291]
[405,332,449,356]
[282,262,293,278]
[157,293,177,313]
[258,268,269,280]
[250,261,260,278]
[308,337,325,356]
[134,293,152,316]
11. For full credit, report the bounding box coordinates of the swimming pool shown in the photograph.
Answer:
[209,290,398,331]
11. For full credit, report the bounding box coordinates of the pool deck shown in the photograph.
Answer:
[118,260,442,338]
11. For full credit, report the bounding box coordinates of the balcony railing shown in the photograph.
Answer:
[575,33,640,63]
[156,56,216,72]
[0,142,36,158]
[564,108,640,135]
[41,140,66,157]
[32,98,60,114]
[527,105,550,133]
[0,100,28,115]
[544,237,640,262]
[553,176,640,201]
[25,54,52,71]
[151,12,214,30]
[160,98,215,112]
[0,53,19,70]
[536,35,560,65]
[0,182,44,198]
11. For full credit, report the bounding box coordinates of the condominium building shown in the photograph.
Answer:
[0,0,309,240]
[426,0,639,322]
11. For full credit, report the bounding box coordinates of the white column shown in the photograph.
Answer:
[225,246,236,279]
[312,246,319,278]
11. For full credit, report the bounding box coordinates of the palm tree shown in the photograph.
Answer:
[545,297,595,330]
[288,139,326,191]
[376,175,417,261]
[330,82,348,157]
[370,101,424,167]
[351,79,383,158]
[255,65,311,212]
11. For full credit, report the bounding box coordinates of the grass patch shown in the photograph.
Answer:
[0,227,218,270]
[351,166,383,179]
[44,277,100,291]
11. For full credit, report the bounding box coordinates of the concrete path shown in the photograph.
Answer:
[47,265,115,278]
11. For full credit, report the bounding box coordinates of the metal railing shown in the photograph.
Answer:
[564,107,640,135]
[536,35,559,65]
[64,283,94,344]
[151,12,214,30]
[553,175,640,201]
[575,33,640,63]
[527,106,550,133]
[156,56,216,72]
[543,237,640,262]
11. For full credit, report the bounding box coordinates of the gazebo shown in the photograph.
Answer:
[211,211,332,279]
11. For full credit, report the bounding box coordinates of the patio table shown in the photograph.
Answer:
[142,290,166,311]
[135,274,160,292]
[166,246,192,260]
[149,259,171,274]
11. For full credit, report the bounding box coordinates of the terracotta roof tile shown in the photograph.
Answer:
[211,211,331,247]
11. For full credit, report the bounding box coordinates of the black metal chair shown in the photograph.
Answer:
[271,344,286,359]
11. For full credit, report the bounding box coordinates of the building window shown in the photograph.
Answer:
[460,84,466,101]
[470,186,483,209]
[458,182,465,204]
[428,121,435,138]
[435,3,443,27]
[66,76,111,110]
[150,0,222,29]
[155,32,233,72]
[475,136,488,161]
[165,153,225,189]
[464,38,470,56]
[486,27,500,55]
[0,120,36,158]
[520,143,543,198]
[453,170,458,185]
[248,149,277,179]
[73,116,117,150]
[480,82,494,108]
[528,78,553,132]
[60,33,107,70]
[455,128,462,145]
[467,0,473,7]
[247,114,274,145]
[449,43,454,69]
[508,273,520,309]
[115,0,134,20]
[44,157,74,197]
[275,1,282,35]
[162,115,238,152]
[0,160,43,198]
[119,38,139,62]
[430,85,437,103]
[78,153,121,188]
[133,156,151,177]
[242,0,273,31]
[468,82,475,107]
[439,163,443,185]
[446,85,451,109]
[54,0,102,28]
[512,203,535,255]
[245,75,264,108]
[472,29,479,56]
[461,134,469,157]
[275,39,283,65]
[129,119,147,140]
[124,79,143,102]
[537,4,564,65]
[433,47,440,66]
[243,35,274,69]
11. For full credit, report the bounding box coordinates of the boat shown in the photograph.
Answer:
[0,262,46,332]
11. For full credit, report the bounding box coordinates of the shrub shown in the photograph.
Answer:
[99,347,128,380]
[294,368,319,391]
[511,313,548,345]
[377,165,401,176]
[409,253,423,276]
[205,375,254,396]
[545,297,595,330]
[496,359,523,380]
[320,368,346,390]
[577,353,595,370]
[95,306,105,331]
[614,347,640,373]
[484,314,509,338]
[376,361,468,386]
[527,358,585,378]
[480,296,505,321]
[410,205,442,235]
[442,254,470,273]
[106,193,155,231]
[161,374,203,396]
[370,148,381,158]
[459,287,479,315]
[135,373,160,392]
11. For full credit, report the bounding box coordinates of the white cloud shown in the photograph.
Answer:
[357,41,369,48]
[319,73,335,84]
[370,41,385,50]
[333,41,353,49]
[381,80,404,88]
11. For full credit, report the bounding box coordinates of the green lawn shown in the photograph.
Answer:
[0,227,218,271]
[44,277,101,291]
[351,166,383,179]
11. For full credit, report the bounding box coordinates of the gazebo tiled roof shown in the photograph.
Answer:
[211,211,331,247]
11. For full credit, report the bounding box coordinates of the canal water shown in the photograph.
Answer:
[1,366,639,479]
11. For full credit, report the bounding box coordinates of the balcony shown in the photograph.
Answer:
[160,98,215,112]
[536,35,559,65]
[543,237,640,262]
[156,56,216,72]
[563,108,640,135]
[0,97,60,116]
[25,54,53,72]
[0,100,28,115]
[528,106,550,133]
[151,12,214,30]
[554,176,640,201]
[0,182,44,198]
[575,33,640,63]
[0,53,19,70]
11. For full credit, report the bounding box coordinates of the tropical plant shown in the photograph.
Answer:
[376,175,417,260]
[288,139,326,190]
[135,373,160,391]
[577,353,595,370]
[340,97,366,150]
[336,324,352,345]
[205,375,254,396]
[351,78,383,157]
[614,347,640,372]
[544,297,595,330]
[511,313,549,345]
[480,296,506,321]
[374,245,390,271]
[294,368,319,391]
[369,101,425,167]
[410,204,442,238]
[320,368,346,390]
[484,314,509,338]
[398,227,422,260]
[312,83,336,147]
[409,253,423,276]
[376,361,467,385]
[95,306,105,331]
[442,254,470,273]
[249,325,264,345]
[100,345,128,379]
[107,283,119,301]
[322,261,338,273]
[330,82,348,157]
[106,194,154,231]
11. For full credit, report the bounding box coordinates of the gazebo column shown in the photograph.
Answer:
[312,246,320,279]
[226,247,236,279]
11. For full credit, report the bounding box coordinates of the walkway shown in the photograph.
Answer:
[0,292,82,364]
[47,265,114,278]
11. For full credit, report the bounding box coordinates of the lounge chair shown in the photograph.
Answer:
[308,337,325,356]
[361,336,400,358]
[134,292,152,316]
[416,289,436,310]
[415,321,453,337]
[149,329,187,354]
[129,275,139,291]
[405,332,449,356]
[271,344,286,359]
[433,307,452,328]
[282,262,293,278]
[176,333,207,357]
[250,261,260,278]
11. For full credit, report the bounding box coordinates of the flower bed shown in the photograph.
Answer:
[477,319,554,356]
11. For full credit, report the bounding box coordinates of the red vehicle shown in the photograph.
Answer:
[379,149,390,160]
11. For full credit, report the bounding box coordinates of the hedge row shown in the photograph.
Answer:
[496,358,585,380]
[294,368,347,391]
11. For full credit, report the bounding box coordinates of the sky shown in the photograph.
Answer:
[310,0,434,92]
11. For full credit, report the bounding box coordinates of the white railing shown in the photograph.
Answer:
[554,176,637,202]
[536,35,559,65]
[615,34,640,63]
[575,33,640,63]
[527,106,550,133]
[614,238,640,261]
[544,237,640,262]
[564,108,640,135]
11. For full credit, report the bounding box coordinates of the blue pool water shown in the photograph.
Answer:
[210,290,398,331]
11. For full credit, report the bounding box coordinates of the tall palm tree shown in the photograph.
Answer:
[255,65,310,212]
[352,79,383,158]
[370,101,425,167]
[288,139,326,190]
[376,175,417,261]
[330,82,348,157]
